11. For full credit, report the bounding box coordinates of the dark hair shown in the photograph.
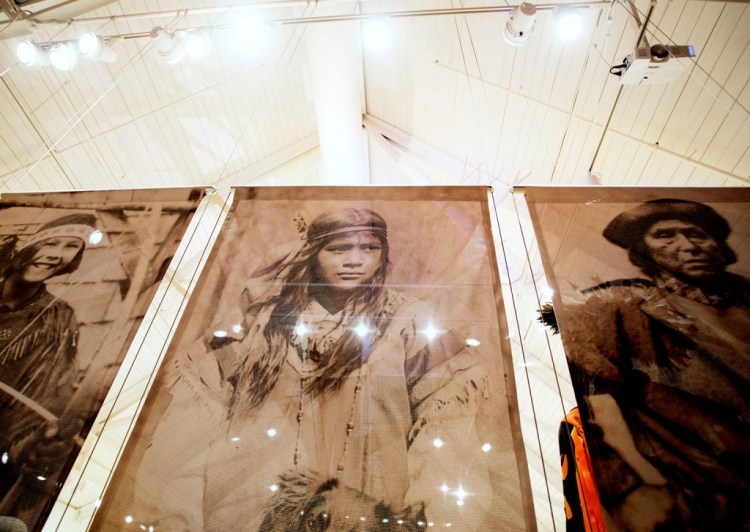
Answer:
[603,199,736,276]
[233,209,392,412]
[3,213,96,280]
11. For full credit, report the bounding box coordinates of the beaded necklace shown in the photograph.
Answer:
[285,289,405,476]
[288,305,363,473]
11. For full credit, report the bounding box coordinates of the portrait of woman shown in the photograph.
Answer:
[104,191,534,532]
[0,190,205,532]
[0,213,98,527]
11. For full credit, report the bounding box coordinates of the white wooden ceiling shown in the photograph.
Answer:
[0,0,748,530]
[1,0,747,193]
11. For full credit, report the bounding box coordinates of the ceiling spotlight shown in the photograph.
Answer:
[556,9,584,41]
[79,32,118,63]
[504,2,537,47]
[229,15,273,53]
[184,29,211,59]
[151,27,185,64]
[48,42,78,71]
[16,40,47,68]
[362,17,393,51]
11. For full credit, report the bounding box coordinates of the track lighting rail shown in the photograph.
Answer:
[5,1,611,40]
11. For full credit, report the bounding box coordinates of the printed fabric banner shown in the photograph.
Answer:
[94,186,536,531]
[524,187,750,531]
[0,188,205,531]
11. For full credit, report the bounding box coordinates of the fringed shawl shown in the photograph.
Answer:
[0,286,79,448]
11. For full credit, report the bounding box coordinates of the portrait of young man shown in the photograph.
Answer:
[526,189,750,531]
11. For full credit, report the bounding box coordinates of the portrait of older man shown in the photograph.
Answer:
[562,198,750,531]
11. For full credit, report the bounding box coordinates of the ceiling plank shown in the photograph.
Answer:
[213,133,319,191]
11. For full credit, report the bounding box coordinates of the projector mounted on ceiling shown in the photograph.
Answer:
[613,44,696,85]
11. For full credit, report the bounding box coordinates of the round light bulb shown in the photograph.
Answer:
[184,30,211,59]
[79,33,103,58]
[362,18,393,51]
[48,42,78,71]
[153,29,185,64]
[17,41,46,67]
[556,11,584,41]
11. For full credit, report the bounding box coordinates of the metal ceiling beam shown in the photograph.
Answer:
[0,0,117,38]
[0,0,19,17]
[363,114,499,184]
[214,134,320,191]
[0,0,34,39]
[366,103,748,187]
[367,129,434,184]
[19,0,117,19]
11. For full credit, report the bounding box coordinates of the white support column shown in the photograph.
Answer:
[304,17,369,184]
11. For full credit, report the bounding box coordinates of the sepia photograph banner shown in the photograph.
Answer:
[95,186,536,531]
[0,187,206,531]
[525,186,750,531]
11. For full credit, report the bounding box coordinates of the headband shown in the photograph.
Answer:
[22,224,96,250]
[308,225,387,242]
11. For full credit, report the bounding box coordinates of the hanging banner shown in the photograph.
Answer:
[524,187,750,531]
[0,188,206,531]
[95,186,536,531]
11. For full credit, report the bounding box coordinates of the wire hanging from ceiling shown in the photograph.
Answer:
[212,3,317,191]
[450,0,492,178]
[625,0,749,129]
[591,1,746,184]
[54,6,319,526]
[588,0,749,183]
[11,1,613,74]
[509,189,595,530]
[587,1,654,174]
[549,7,604,183]
[0,17,116,190]
[1,13,188,193]
[489,188,559,531]
[449,0,552,189]
[52,190,223,530]
[571,2,624,178]
[510,191,576,414]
